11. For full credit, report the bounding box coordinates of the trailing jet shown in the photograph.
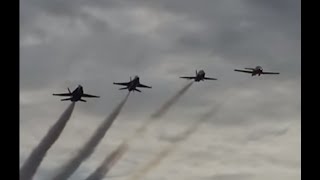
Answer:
[113,76,152,92]
[234,66,280,76]
[180,70,217,82]
[52,85,100,102]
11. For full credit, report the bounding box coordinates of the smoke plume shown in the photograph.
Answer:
[84,143,129,180]
[151,81,193,119]
[129,105,223,180]
[86,82,194,179]
[52,93,129,180]
[20,102,76,180]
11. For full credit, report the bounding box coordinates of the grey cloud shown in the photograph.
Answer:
[20,0,300,179]
[206,173,254,180]
[250,152,301,170]
[246,127,289,141]
[20,0,120,42]
[131,0,301,77]
[21,0,119,18]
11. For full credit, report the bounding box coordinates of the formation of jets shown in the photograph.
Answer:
[53,66,280,102]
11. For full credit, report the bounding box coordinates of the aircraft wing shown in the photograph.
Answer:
[204,77,217,80]
[137,83,152,88]
[61,98,72,101]
[52,93,72,96]
[113,82,130,86]
[180,76,196,79]
[234,69,253,73]
[82,94,100,98]
[262,71,280,75]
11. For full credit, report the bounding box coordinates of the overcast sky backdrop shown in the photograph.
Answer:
[20,0,301,179]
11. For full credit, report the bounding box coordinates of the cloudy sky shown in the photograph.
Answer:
[20,0,301,180]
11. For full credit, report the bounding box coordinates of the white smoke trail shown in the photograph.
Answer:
[84,143,129,180]
[129,105,222,180]
[52,93,130,180]
[84,82,194,180]
[128,78,253,179]
[151,81,193,119]
[20,102,76,180]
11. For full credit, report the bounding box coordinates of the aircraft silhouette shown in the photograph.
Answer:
[180,70,217,82]
[113,76,152,92]
[234,66,280,76]
[53,85,100,102]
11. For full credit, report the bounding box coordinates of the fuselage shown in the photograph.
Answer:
[128,76,140,91]
[195,70,206,81]
[71,85,84,101]
[252,66,263,76]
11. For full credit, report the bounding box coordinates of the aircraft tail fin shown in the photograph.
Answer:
[68,88,71,93]
[61,98,72,101]
[119,87,128,90]
[134,88,141,92]
[79,99,87,102]
[196,70,198,75]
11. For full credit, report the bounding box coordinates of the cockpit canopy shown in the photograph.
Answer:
[256,66,263,71]
[198,70,205,74]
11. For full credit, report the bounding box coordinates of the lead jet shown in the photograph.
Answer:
[113,76,152,92]
[234,66,280,76]
[180,70,217,82]
[52,85,100,102]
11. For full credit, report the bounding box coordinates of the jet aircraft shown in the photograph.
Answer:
[113,76,152,92]
[52,85,100,102]
[180,70,217,82]
[234,66,280,76]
